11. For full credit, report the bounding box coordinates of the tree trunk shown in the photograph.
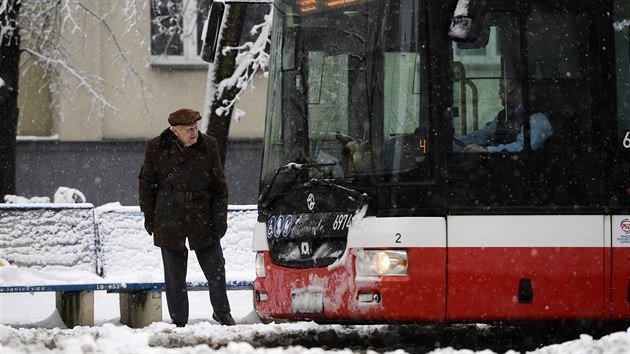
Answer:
[0,0,22,199]
[205,4,247,167]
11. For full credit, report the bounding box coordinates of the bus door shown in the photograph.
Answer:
[445,1,606,320]
[366,0,447,320]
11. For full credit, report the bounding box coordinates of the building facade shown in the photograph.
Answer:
[15,0,269,206]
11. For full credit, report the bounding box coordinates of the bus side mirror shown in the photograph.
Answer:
[448,0,486,43]
[201,1,226,63]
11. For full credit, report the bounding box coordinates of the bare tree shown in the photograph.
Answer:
[0,0,21,197]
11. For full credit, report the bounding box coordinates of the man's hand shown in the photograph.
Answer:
[464,144,488,153]
[213,222,228,239]
[144,217,154,235]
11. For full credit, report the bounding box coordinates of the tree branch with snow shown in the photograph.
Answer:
[214,9,272,119]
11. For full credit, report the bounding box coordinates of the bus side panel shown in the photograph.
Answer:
[611,215,630,319]
[254,217,447,321]
[254,248,446,321]
[447,215,606,321]
[356,247,446,321]
[447,247,604,320]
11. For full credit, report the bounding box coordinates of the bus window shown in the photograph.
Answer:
[452,5,592,156]
[452,22,505,137]
[615,0,630,150]
[452,13,536,154]
[525,3,592,152]
[526,3,597,207]
[379,0,430,178]
[447,4,598,208]
[381,52,428,174]
[306,52,349,134]
[614,0,630,205]
[261,0,431,187]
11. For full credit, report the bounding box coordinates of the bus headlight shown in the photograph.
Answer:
[255,252,266,278]
[355,250,408,276]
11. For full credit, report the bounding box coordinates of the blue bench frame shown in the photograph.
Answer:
[0,281,254,294]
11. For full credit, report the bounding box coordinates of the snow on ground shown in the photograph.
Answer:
[2,290,630,354]
[1,202,630,353]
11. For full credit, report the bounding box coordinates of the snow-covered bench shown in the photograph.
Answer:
[0,204,257,328]
[95,205,256,327]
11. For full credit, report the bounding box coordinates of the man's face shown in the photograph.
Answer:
[498,80,522,108]
[172,122,199,147]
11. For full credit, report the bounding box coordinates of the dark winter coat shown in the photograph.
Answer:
[138,128,229,251]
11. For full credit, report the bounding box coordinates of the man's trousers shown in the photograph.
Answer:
[161,244,232,326]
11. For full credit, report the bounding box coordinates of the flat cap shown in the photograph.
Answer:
[168,108,202,126]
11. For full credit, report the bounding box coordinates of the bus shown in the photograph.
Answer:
[205,0,630,322]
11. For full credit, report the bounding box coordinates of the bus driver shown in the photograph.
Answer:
[457,79,553,153]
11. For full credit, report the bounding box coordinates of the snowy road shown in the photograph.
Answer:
[2,290,630,353]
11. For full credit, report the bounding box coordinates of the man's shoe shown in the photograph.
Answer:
[212,312,236,326]
[173,322,186,328]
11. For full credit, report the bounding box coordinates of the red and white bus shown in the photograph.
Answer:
[209,0,630,322]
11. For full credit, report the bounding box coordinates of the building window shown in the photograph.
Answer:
[150,0,212,68]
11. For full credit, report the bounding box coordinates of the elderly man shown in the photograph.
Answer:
[138,108,235,326]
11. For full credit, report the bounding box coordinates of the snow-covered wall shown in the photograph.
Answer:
[0,205,257,285]
[0,204,97,273]
[96,206,257,284]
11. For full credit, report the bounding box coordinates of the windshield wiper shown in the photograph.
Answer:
[258,162,337,208]
[304,178,367,207]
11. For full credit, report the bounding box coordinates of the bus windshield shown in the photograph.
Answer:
[262,0,430,191]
